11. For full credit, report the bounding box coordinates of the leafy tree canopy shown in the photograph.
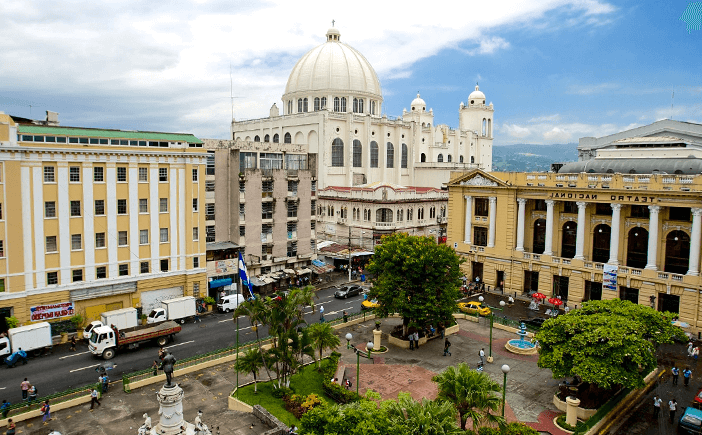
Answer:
[536,299,687,390]
[366,233,463,329]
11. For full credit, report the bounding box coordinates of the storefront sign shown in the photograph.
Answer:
[548,192,657,203]
[215,259,236,274]
[30,302,75,321]
[608,195,656,203]
[603,264,618,292]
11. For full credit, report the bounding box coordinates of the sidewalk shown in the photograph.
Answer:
[335,316,569,434]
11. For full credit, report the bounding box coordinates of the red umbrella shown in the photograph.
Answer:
[532,292,546,300]
[548,297,563,306]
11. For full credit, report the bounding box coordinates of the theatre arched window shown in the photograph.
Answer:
[314,97,320,111]
[386,142,394,168]
[254,135,260,142]
[284,133,292,144]
[401,144,408,168]
[352,140,362,167]
[437,154,443,163]
[370,141,379,168]
[334,97,340,112]
[340,97,347,112]
[421,153,426,162]
[264,134,270,142]
[331,138,344,167]
[273,134,279,143]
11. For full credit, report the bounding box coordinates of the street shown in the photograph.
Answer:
[0,285,364,401]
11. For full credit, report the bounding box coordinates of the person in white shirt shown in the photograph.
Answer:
[669,398,677,423]
[653,396,662,418]
[479,348,486,366]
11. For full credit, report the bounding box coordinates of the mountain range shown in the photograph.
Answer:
[492,143,579,172]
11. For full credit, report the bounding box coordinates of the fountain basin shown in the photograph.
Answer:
[505,339,538,355]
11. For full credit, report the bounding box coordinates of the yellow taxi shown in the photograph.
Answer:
[361,298,380,310]
[458,301,491,316]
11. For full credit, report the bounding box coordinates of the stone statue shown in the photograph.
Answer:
[194,410,210,434]
[160,352,177,387]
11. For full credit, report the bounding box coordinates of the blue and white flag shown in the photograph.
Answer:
[238,251,254,299]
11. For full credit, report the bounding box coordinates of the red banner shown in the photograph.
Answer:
[30,302,75,321]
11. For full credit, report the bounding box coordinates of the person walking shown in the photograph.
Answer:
[669,398,677,423]
[319,305,325,323]
[684,367,692,386]
[152,360,159,376]
[89,388,101,410]
[6,418,15,435]
[41,400,51,424]
[1,399,10,419]
[342,310,348,323]
[688,341,694,357]
[102,373,109,393]
[20,378,30,401]
[443,338,452,356]
[479,348,486,366]
[653,395,662,418]
[672,365,680,385]
[414,332,419,350]
[694,347,700,363]
[408,331,414,350]
[27,385,37,406]
[69,335,77,352]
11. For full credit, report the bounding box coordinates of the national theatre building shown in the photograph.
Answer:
[447,120,702,335]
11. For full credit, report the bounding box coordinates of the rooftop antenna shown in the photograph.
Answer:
[671,88,674,120]
[332,19,335,27]
[229,63,244,122]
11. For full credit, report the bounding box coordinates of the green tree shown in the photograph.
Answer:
[234,347,266,393]
[234,296,273,380]
[384,392,464,435]
[432,363,505,431]
[366,233,463,335]
[535,299,687,392]
[307,323,341,369]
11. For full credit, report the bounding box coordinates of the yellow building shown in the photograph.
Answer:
[448,168,702,334]
[0,112,207,327]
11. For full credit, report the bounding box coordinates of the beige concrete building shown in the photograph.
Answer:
[231,28,493,190]
[0,112,207,327]
[203,139,317,286]
[447,120,702,335]
[317,182,448,250]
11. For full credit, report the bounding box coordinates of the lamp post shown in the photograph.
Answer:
[346,332,352,349]
[501,364,510,417]
[479,296,506,359]
[347,333,374,395]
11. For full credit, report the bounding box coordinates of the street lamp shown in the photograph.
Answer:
[479,296,506,359]
[366,341,374,358]
[346,332,353,349]
[347,333,374,395]
[501,364,510,417]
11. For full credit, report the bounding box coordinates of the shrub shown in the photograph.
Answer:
[478,428,500,435]
[272,386,294,398]
[556,415,585,432]
[203,296,216,305]
[5,316,18,329]
[319,351,361,404]
[284,393,323,419]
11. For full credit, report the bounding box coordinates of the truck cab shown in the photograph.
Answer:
[84,320,103,337]
[147,308,167,324]
[0,337,10,357]
[88,326,116,359]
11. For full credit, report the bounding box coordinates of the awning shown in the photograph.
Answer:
[283,269,296,275]
[206,241,239,251]
[310,259,335,274]
[351,251,374,257]
[297,268,312,275]
[250,277,267,287]
[208,278,233,289]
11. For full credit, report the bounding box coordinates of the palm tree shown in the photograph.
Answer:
[234,297,273,380]
[432,363,505,431]
[234,347,266,393]
[307,323,341,369]
[385,392,463,435]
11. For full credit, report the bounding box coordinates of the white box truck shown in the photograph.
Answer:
[0,322,53,358]
[217,294,246,313]
[147,296,197,324]
[84,308,139,337]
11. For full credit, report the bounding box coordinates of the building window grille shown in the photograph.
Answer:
[160,198,168,213]
[386,142,394,168]
[72,269,83,282]
[159,167,168,182]
[287,241,298,257]
[370,141,379,167]
[193,227,199,241]
[95,232,105,248]
[206,152,215,175]
[96,266,107,279]
[70,201,81,217]
[118,231,128,246]
[287,203,298,218]
[261,153,283,170]
[193,257,199,268]
[352,140,362,167]
[46,236,57,252]
[117,199,127,214]
[45,201,56,218]
[140,262,149,274]
[44,166,55,183]
[160,228,169,243]
[69,166,80,182]
[95,200,105,215]
[47,272,58,285]
[119,264,129,276]
[205,203,215,220]
[71,234,82,250]
[117,167,127,182]
[206,225,215,242]
[192,168,198,181]
[401,144,408,168]
[140,230,149,244]
[139,167,148,181]
[240,225,246,237]
[193,198,198,212]
[285,154,307,171]
[93,166,104,182]
[262,203,273,220]
[474,198,489,217]
[311,200,316,215]
[139,198,148,213]
[239,203,245,219]
[161,259,169,272]
[240,152,257,172]
[262,180,273,198]
[288,180,298,195]
[206,181,215,192]
[473,227,488,246]
[273,134,279,143]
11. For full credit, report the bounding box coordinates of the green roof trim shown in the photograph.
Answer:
[18,125,203,144]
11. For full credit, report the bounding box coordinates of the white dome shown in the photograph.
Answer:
[284,29,382,100]
[411,93,426,110]
[469,84,485,102]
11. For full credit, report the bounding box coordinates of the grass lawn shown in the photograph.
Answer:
[235,358,334,427]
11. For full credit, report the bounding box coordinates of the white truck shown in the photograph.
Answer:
[84,307,139,337]
[0,322,53,358]
[88,321,181,360]
[147,296,197,324]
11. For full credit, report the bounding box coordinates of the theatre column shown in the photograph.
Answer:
[488,197,497,247]
[516,198,527,251]
[645,205,661,270]
[608,204,622,265]
[544,200,554,255]
[574,202,587,260]
[464,195,473,244]
[688,208,702,276]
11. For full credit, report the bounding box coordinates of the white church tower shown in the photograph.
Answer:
[459,84,494,167]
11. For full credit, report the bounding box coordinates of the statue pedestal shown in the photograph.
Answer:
[565,396,581,427]
[145,384,199,435]
[373,329,382,351]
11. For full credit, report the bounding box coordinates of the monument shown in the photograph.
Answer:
[138,352,211,435]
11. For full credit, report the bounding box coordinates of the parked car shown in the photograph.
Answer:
[361,299,379,310]
[335,285,362,299]
[679,406,702,434]
[519,317,548,329]
[458,301,491,316]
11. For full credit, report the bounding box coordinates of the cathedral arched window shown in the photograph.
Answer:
[358,99,364,113]
[254,135,260,142]
[488,119,492,137]
[482,119,487,136]
[371,101,376,115]
[298,99,303,113]
[264,134,270,142]
[421,153,426,162]
[459,155,464,163]
[334,97,340,112]
[437,154,443,163]
[284,132,292,144]
[386,142,394,168]
[447,154,452,162]
[353,140,362,167]
[340,97,347,112]
[471,156,475,164]
[303,98,308,112]
[287,101,292,114]
[401,143,408,168]
[332,138,344,167]
[273,134,279,143]
[370,141,379,168]
[314,97,320,111]
[353,98,359,113]
[321,97,327,109]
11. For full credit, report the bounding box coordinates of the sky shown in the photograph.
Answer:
[0,0,700,146]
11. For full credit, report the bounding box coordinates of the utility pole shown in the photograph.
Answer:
[348,226,352,282]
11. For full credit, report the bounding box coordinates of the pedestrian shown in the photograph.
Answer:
[653,395,662,418]
[27,385,37,406]
[688,341,694,357]
[20,378,29,401]
[342,310,348,323]
[414,332,419,350]
[102,373,109,393]
[90,388,101,410]
[1,399,10,419]
[152,360,159,376]
[684,367,692,386]
[479,348,486,366]
[443,338,452,356]
[669,398,677,423]
[694,347,700,363]
[6,418,15,435]
[672,365,680,385]
[409,332,414,350]
[159,347,166,361]
[69,335,77,352]
[319,305,325,323]
[41,400,51,424]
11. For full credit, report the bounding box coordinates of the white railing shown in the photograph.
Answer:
[662,177,675,184]
[602,176,612,181]
[556,175,566,181]
[588,176,598,181]
[594,263,603,270]
[527,175,536,180]
[680,177,694,184]
[533,254,541,261]
[553,258,560,263]
[631,269,642,276]
[623,176,635,183]
[658,273,669,280]
[523,253,532,259]
[478,247,485,252]
[538,175,547,180]
[672,274,683,282]
[619,267,629,274]
[563,259,571,265]
[569,176,578,181]
[638,177,650,183]
[584,262,592,268]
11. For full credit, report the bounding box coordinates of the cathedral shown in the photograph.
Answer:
[231,27,494,189]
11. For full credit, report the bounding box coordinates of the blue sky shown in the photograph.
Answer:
[0,0,700,145]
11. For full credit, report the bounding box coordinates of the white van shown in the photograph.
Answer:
[218,294,246,313]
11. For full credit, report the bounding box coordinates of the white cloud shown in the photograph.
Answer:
[528,114,561,123]
[543,127,571,142]
[496,119,644,145]
[566,82,620,95]
[0,0,616,138]
[502,124,531,138]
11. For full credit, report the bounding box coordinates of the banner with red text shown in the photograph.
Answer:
[30,302,75,321]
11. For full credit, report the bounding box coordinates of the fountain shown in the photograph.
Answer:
[505,322,538,355]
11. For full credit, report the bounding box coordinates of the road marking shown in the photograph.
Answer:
[165,340,195,349]
[70,363,101,373]
[59,351,91,360]
[0,387,6,390]
[219,316,244,323]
